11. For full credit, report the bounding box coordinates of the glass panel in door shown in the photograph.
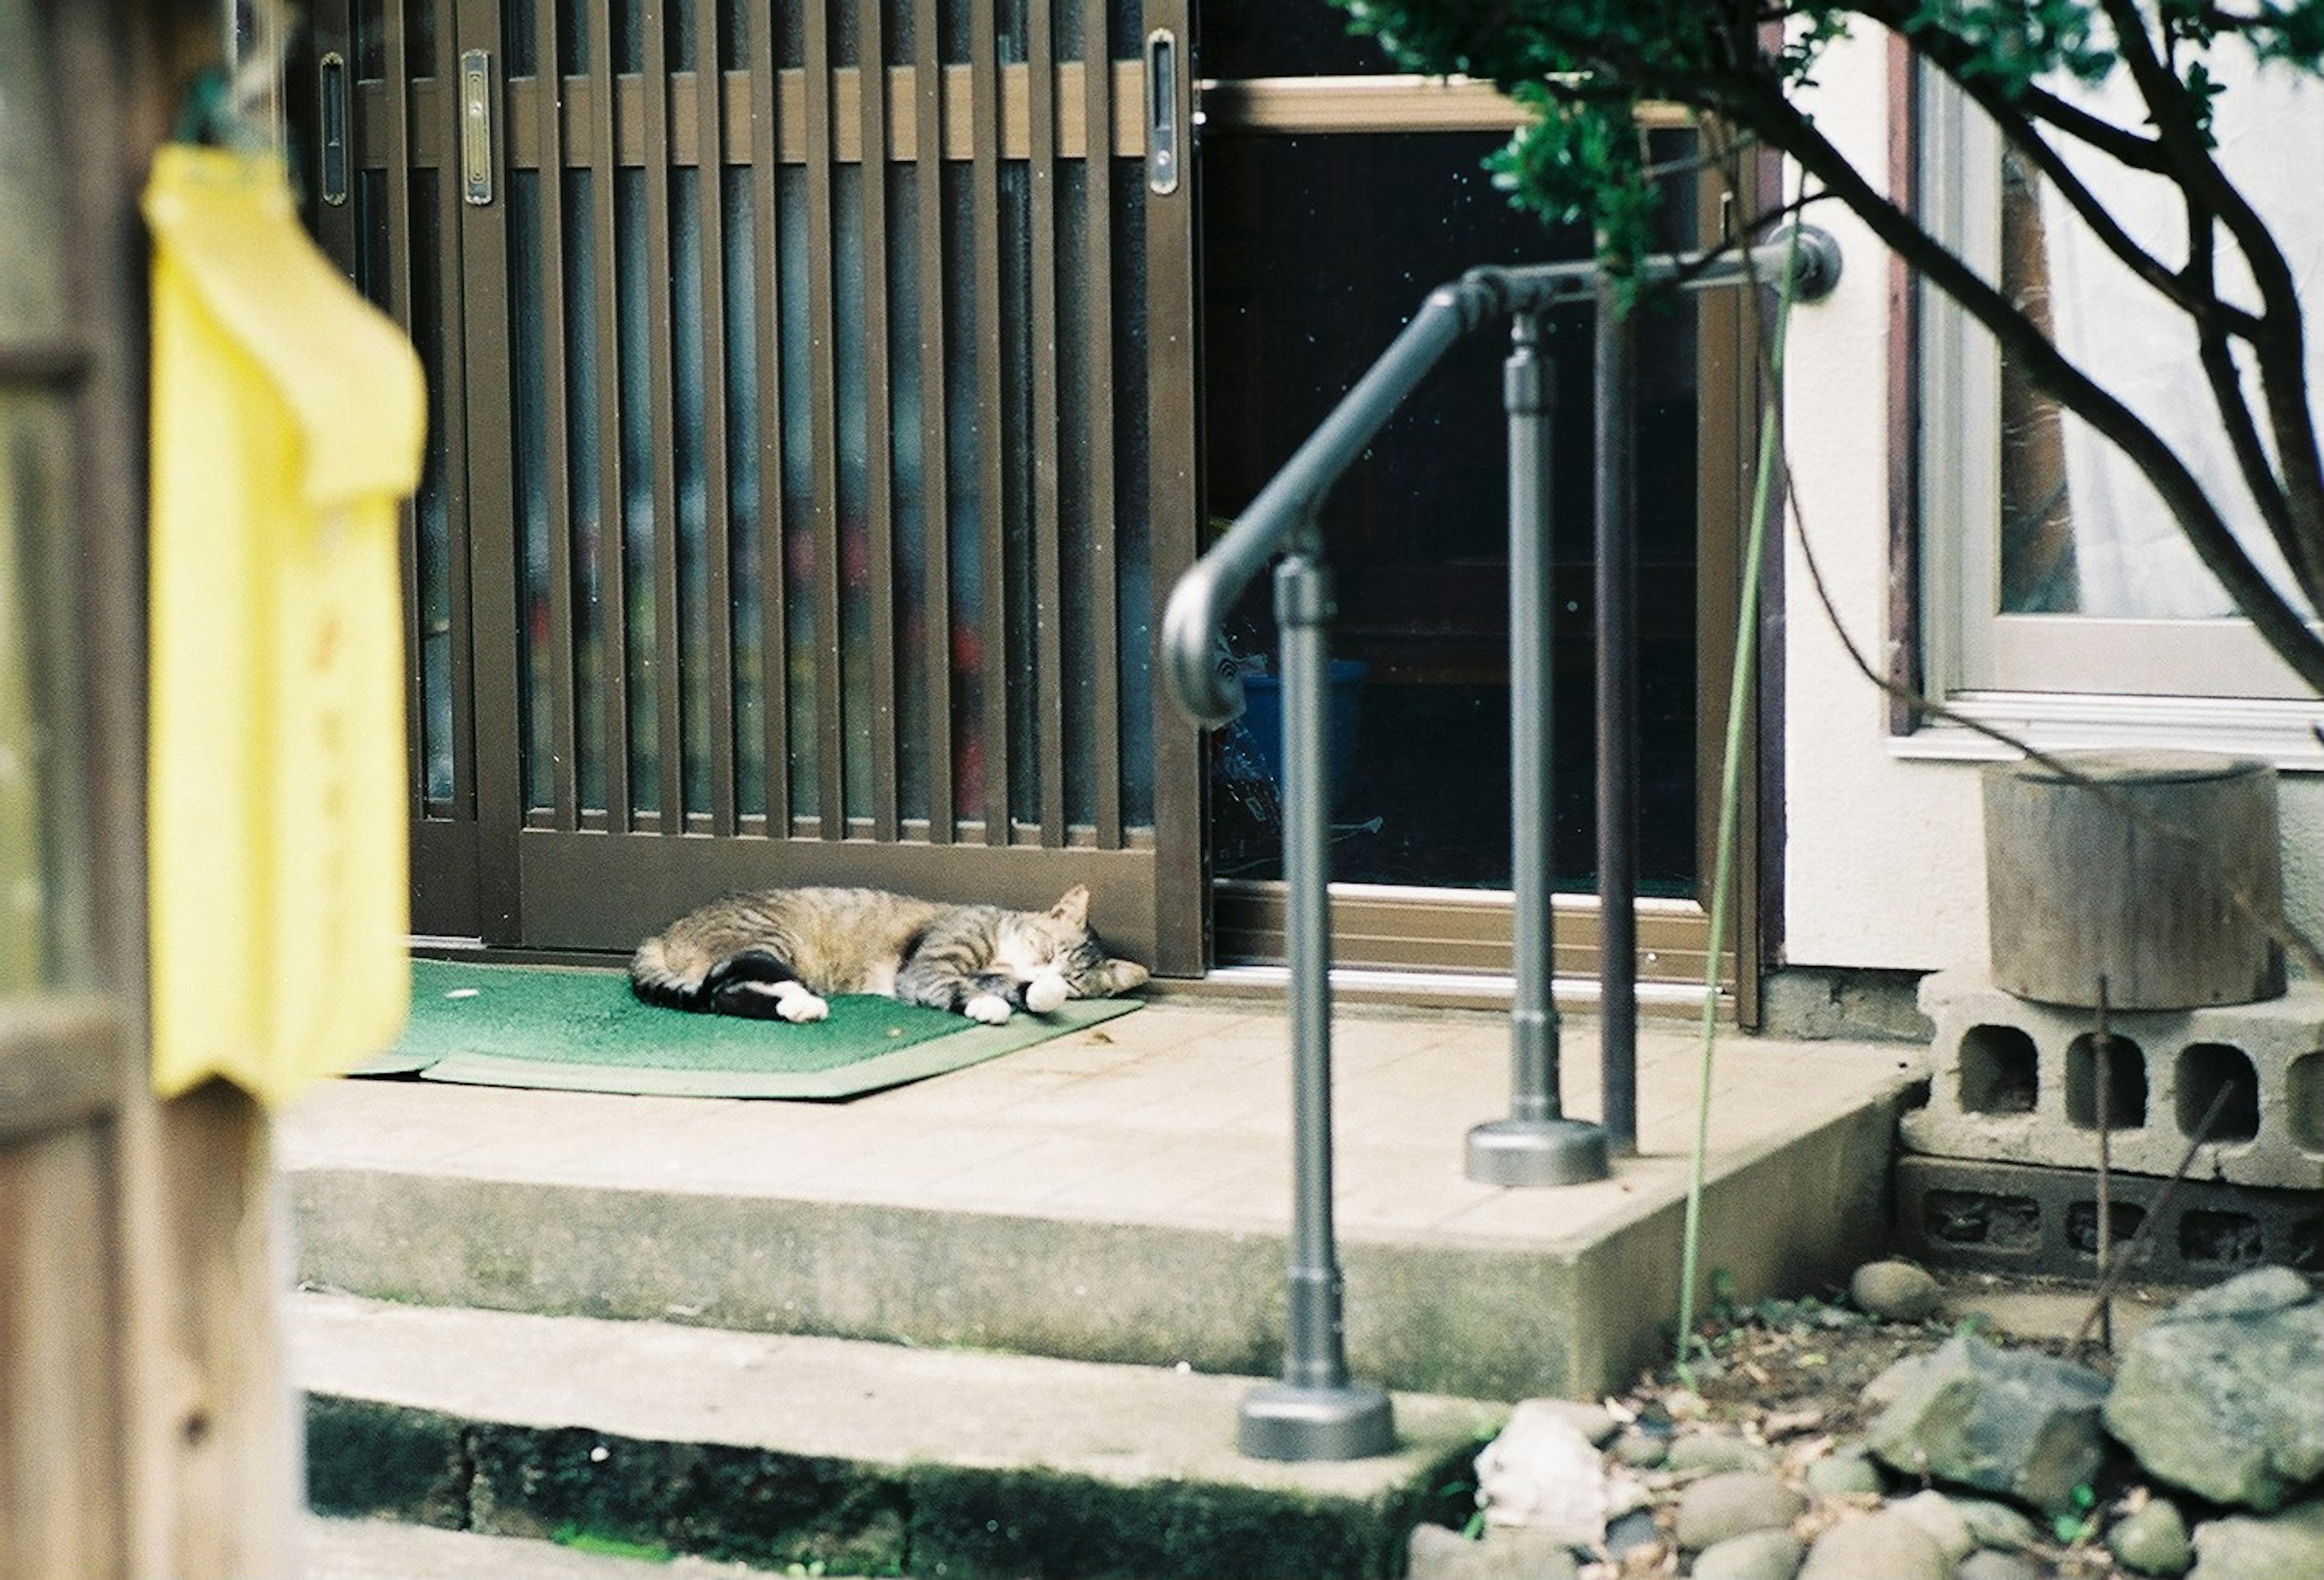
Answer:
[1202,125,1709,899]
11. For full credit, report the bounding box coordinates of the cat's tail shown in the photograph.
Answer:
[629,936,711,1010]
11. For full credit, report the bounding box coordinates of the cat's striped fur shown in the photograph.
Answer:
[629,884,1149,1025]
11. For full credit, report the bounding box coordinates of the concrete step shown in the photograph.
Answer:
[294,1292,1502,1580]
[283,1004,1920,1403]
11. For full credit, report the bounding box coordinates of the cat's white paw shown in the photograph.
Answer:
[1023,972,1069,1014]
[776,989,830,1023]
[965,993,1013,1024]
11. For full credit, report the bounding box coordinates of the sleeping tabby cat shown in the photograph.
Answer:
[629,883,1149,1025]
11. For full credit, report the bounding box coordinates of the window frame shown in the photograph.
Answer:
[1903,61,2324,770]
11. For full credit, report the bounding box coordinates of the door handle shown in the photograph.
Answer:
[460,48,494,206]
[1144,28,1180,196]
[319,50,349,206]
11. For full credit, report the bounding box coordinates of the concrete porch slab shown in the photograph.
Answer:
[281,1000,1924,1401]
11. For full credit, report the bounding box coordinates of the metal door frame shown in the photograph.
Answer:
[1193,76,1767,1021]
[312,0,1207,975]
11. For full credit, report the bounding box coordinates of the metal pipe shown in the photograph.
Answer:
[1237,539,1395,1461]
[1278,546,1347,1377]
[1508,313,1558,1123]
[1163,279,1498,728]
[1470,228,1843,315]
[1157,230,1845,1454]
[1594,274,1640,1156]
[1465,312,1610,1188]
[1161,229,1837,733]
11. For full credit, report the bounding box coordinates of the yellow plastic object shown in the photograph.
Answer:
[145,145,425,1106]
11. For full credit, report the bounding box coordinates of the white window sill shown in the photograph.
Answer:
[1889,690,2324,773]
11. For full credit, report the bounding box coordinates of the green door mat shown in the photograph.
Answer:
[358,958,1141,1100]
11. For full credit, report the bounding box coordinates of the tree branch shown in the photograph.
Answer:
[1851,0,2168,169]
[2098,0,2324,606]
[1712,69,2324,692]
[1860,0,2271,341]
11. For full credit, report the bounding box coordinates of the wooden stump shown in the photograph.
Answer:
[1983,750,2284,1009]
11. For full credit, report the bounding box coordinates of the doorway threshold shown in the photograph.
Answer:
[1158,963,1728,1018]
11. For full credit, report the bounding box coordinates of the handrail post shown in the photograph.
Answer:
[1595,270,1640,1156]
[1239,524,1396,1461]
[1466,310,1612,1187]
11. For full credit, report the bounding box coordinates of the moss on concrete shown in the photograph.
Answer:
[306,1394,1472,1580]
[461,1425,912,1575]
[303,1398,471,1527]
[904,1464,1407,1580]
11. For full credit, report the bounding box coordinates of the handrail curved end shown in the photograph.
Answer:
[1162,569,1244,729]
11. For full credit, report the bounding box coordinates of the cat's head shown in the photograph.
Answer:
[1005,885,1151,1000]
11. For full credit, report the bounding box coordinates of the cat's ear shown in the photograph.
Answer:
[1049,885,1092,926]
[1096,958,1149,994]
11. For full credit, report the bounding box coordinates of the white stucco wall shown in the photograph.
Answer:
[1777,37,1989,974]
[1776,36,2324,974]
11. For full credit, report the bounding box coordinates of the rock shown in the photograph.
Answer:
[1472,1401,1607,1544]
[1797,1509,1949,1580]
[1407,1523,1472,1576]
[2188,1499,2324,1580]
[1692,1526,1807,1580]
[2104,1266,2324,1513]
[1664,1432,1778,1475]
[1803,1441,1885,1498]
[1609,1428,1667,1469]
[1951,1495,2043,1553]
[1957,1551,2043,1580]
[1521,1396,1621,1447]
[2110,1496,2194,1576]
[1863,1332,2112,1515]
[1850,1260,1943,1322]
[1602,1506,1661,1562]
[1889,1488,1977,1564]
[1673,1471,1806,1552]
[1406,1521,1581,1580]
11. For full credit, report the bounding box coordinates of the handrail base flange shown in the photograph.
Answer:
[1238,1381,1398,1461]
[1465,1116,1611,1187]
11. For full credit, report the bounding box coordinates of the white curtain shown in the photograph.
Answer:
[2035,52,2324,618]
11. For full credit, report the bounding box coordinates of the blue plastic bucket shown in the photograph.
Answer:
[1230,659,1370,813]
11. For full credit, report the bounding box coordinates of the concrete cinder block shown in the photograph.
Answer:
[1892,1153,2323,1285]
[1903,969,2324,1190]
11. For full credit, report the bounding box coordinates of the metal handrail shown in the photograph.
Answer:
[1163,227,1840,1464]
[1162,228,1840,727]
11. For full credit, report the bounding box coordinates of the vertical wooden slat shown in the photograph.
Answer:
[1082,0,1121,848]
[915,0,954,842]
[1143,0,1204,975]
[1,1113,124,1580]
[862,0,901,842]
[456,1,525,941]
[643,0,685,825]
[428,1,482,834]
[1028,0,1064,847]
[384,0,421,828]
[749,0,792,827]
[588,0,633,827]
[806,0,845,838]
[537,0,580,827]
[971,0,1009,843]
[697,0,737,834]
[441,82,481,826]
[309,7,359,300]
